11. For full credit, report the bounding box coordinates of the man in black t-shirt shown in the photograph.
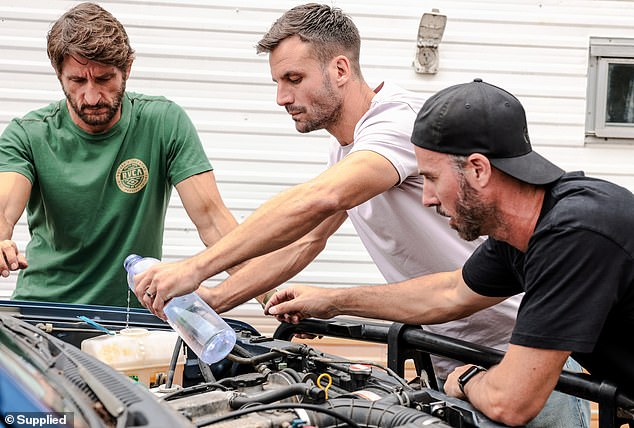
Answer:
[265,79,634,426]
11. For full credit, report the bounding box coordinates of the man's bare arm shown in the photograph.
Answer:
[445,345,570,426]
[200,211,348,313]
[135,150,400,315]
[0,172,31,276]
[265,269,506,325]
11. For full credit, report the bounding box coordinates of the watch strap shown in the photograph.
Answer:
[457,365,487,394]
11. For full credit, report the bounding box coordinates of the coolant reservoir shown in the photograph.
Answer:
[81,328,185,387]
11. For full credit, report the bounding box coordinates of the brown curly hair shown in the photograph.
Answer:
[47,2,135,74]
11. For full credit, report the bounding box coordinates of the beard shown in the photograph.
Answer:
[286,73,342,133]
[451,174,497,241]
[64,80,126,127]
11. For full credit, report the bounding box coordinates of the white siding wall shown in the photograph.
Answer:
[1,1,634,317]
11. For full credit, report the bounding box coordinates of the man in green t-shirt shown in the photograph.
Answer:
[0,2,237,307]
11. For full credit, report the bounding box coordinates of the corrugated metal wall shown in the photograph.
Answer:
[2,1,634,315]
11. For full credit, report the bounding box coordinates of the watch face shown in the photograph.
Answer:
[458,365,486,393]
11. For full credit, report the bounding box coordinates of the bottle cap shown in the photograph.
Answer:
[123,254,142,270]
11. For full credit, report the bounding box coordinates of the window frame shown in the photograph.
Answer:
[585,37,634,143]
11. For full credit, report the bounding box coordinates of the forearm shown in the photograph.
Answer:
[195,208,243,275]
[332,270,484,324]
[183,153,398,290]
[188,184,340,284]
[197,208,238,248]
[459,366,522,424]
[177,171,240,273]
[0,216,14,240]
[211,236,325,313]
[266,268,508,327]
[0,172,31,274]
[452,346,568,426]
[0,172,31,240]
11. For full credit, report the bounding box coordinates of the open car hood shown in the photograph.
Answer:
[0,300,632,428]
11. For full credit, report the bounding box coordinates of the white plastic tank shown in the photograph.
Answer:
[81,328,185,387]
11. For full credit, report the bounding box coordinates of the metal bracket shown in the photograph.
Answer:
[387,323,438,390]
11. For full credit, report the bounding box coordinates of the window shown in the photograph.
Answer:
[586,37,634,142]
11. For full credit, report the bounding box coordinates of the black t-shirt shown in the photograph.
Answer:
[463,172,634,393]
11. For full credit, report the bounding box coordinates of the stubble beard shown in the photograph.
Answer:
[64,80,126,127]
[452,174,497,241]
[291,75,342,134]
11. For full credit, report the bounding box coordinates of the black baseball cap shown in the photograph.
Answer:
[411,78,564,185]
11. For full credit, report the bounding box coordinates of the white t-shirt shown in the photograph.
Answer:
[328,81,521,379]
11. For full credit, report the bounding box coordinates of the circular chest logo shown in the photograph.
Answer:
[116,158,149,193]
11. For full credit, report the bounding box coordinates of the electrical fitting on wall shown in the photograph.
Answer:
[413,9,447,74]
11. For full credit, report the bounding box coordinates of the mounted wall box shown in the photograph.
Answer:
[413,9,447,74]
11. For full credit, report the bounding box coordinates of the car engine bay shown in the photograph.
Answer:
[1,300,633,428]
[158,328,504,427]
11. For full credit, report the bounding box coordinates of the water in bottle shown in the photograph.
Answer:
[123,254,236,364]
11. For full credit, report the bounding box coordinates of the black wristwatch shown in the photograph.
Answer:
[457,365,487,394]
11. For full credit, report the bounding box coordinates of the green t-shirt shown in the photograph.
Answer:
[0,92,212,307]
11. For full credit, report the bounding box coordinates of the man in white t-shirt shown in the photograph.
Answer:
[325,80,519,380]
[133,5,588,426]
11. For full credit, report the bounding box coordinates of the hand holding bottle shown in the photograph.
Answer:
[124,255,236,364]
[130,256,203,319]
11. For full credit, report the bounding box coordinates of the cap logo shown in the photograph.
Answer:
[523,127,531,146]
[116,158,149,193]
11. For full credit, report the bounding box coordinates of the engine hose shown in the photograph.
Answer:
[374,389,434,407]
[230,343,253,358]
[279,367,303,383]
[227,343,285,364]
[306,398,453,428]
[229,383,325,409]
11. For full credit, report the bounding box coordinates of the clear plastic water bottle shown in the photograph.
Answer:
[123,254,236,364]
